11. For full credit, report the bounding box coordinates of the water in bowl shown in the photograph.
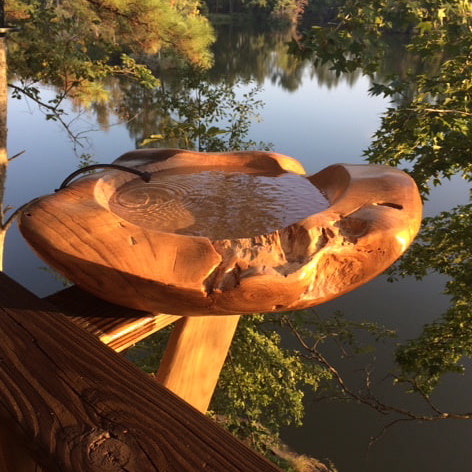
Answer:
[109,168,329,240]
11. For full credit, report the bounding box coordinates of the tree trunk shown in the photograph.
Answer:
[0,33,37,472]
[0,228,5,270]
[0,35,8,270]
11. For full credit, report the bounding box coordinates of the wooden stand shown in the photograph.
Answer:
[11,150,423,470]
[156,315,240,413]
[46,286,238,413]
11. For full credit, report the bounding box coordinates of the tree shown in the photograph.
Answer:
[6,0,214,110]
[299,0,472,192]
[130,67,271,152]
[0,28,8,269]
[297,0,472,396]
[0,0,215,268]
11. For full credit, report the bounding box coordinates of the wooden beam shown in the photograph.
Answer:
[156,315,240,413]
[0,422,43,472]
[0,272,281,472]
[48,288,240,413]
[45,285,181,352]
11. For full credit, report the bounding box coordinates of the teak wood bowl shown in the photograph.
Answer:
[19,149,422,316]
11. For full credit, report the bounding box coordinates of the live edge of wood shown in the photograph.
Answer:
[19,149,423,317]
[0,272,280,472]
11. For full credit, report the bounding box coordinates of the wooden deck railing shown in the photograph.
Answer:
[0,272,281,471]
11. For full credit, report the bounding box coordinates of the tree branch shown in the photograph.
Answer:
[8,83,86,147]
[2,201,33,232]
[281,315,472,445]
[412,107,472,117]
[8,150,25,161]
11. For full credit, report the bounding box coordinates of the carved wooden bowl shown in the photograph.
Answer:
[19,149,422,316]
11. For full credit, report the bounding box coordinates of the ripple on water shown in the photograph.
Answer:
[109,169,329,240]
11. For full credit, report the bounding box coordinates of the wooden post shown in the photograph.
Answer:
[156,315,240,413]
[0,272,281,472]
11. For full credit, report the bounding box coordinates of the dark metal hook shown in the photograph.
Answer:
[56,164,151,191]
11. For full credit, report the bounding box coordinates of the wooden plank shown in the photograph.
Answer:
[45,286,181,352]
[48,287,238,413]
[157,315,240,413]
[0,272,281,472]
[0,423,42,472]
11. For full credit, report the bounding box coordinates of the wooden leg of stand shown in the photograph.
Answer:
[156,315,240,413]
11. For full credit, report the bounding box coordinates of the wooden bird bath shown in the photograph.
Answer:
[19,149,422,316]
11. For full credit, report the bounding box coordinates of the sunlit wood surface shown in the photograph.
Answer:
[0,272,281,472]
[47,286,238,414]
[19,149,423,317]
[156,315,240,413]
[45,285,181,352]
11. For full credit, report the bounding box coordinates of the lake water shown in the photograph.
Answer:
[4,22,472,472]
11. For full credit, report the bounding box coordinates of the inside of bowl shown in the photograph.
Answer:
[107,167,329,240]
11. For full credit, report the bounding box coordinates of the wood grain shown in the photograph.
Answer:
[0,422,42,472]
[0,272,281,472]
[47,287,238,413]
[19,150,422,316]
[156,315,240,413]
[45,285,180,352]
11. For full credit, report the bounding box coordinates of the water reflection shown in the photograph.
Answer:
[210,22,366,90]
[77,22,396,154]
[113,68,270,152]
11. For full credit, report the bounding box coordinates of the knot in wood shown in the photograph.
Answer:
[87,431,131,471]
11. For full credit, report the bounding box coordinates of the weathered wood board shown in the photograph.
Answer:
[47,286,240,413]
[45,285,181,352]
[0,272,281,472]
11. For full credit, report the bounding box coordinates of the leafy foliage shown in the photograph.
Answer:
[298,0,472,393]
[366,54,472,193]
[135,67,272,151]
[391,204,472,392]
[6,0,215,109]
[396,303,472,394]
[301,0,472,192]
[211,315,329,435]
